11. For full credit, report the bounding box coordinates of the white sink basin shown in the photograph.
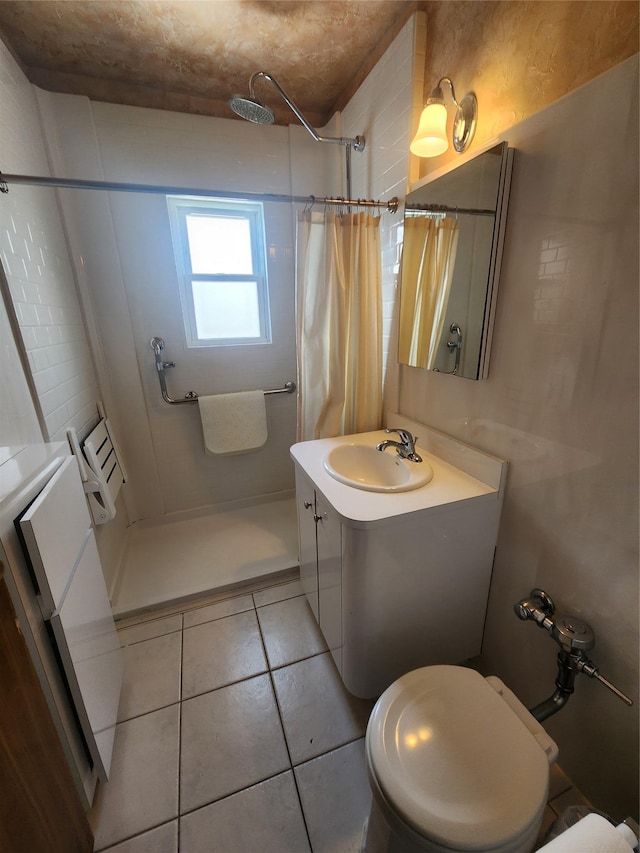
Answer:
[322,444,433,492]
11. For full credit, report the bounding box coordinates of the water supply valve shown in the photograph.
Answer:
[514,588,555,628]
[514,588,633,720]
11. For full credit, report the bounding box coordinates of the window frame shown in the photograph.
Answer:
[167,196,272,348]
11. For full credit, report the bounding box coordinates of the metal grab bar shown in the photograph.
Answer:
[150,337,296,405]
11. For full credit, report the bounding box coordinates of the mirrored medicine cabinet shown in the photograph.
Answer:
[398,141,513,380]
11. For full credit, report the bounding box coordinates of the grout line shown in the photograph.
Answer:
[254,590,305,608]
[118,626,183,648]
[181,667,271,703]
[253,590,314,852]
[92,818,177,853]
[117,698,182,725]
[177,613,184,848]
[177,768,301,822]
[290,733,367,770]
[268,648,329,672]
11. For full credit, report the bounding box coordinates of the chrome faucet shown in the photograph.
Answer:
[376,428,422,462]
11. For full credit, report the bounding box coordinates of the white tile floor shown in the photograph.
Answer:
[91,578,374,852]
[92,576,591,853]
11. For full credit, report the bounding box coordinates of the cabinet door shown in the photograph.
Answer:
[294,469,318,620]
[316,493,342,673]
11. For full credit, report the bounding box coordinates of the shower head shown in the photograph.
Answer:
[228,94,275,125]
[229,71,365,153]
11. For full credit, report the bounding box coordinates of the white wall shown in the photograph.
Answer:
[342,14,638,820]
[39,91,328,521]
[390,55,639,818]
[0,40,99,444]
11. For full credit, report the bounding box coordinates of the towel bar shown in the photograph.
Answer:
[150,337,296,405]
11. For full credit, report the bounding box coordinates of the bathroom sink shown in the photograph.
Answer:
[322,444,433,492]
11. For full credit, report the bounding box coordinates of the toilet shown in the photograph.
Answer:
[363,665,559,853]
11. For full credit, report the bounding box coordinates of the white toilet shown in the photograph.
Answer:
[363,665,559,853]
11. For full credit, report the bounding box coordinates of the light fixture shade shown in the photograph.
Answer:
[410,103,449,157]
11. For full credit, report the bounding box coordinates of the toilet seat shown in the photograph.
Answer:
[366,666,556,851]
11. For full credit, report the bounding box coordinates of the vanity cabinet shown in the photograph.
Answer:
[295,468,342,671]
[291,418,508,699]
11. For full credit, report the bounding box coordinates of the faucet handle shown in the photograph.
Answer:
[385,428,414,445]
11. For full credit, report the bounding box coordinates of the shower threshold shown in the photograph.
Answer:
[110,495,299,618]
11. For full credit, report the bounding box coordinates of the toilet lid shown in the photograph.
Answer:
[367,666,550,851]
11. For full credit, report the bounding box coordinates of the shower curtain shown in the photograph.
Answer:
[398,216,459,369]
[296,210,382,440]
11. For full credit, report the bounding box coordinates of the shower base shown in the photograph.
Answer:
[110,495,299,618]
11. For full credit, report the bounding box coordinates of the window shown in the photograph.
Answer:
[167,196,271,347]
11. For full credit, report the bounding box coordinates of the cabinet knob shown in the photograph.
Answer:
[303,500,313,510]
[314,513,327,523]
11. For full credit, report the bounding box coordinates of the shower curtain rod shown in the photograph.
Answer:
[0,172,399,213]
[405,203,495,217]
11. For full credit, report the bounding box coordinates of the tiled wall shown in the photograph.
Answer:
[341,14,425,389]
[0,41,99,443]
[397,57,639,819]
[342,12,638,818]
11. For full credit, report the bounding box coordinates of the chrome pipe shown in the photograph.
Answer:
[249,72,365,152]
[530,651,576,722]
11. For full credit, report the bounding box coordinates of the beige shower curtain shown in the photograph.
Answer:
[398,216,459,369]
[296,210,383,440]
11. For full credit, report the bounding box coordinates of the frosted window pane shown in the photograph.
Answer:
[192,280,261,339]
[186,215,253,274]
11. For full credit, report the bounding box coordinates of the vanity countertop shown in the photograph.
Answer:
[290,421,507,528]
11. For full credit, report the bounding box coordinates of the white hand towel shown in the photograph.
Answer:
[198,391,268,455]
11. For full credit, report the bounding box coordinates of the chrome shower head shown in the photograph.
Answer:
[230,69,366,198]
[228,95,275,125]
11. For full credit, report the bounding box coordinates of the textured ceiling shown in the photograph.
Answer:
[0,0,417,126]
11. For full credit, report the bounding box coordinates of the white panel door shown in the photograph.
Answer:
[50,531,123,781]
[19,454,123,781]
[18,456,92,615]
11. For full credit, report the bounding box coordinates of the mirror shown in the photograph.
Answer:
[398,141,513,379]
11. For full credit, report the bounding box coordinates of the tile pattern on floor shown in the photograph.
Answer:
[93,576,592,852]
[92,578,374,852]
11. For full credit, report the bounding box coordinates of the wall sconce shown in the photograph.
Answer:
[410,77,477,157]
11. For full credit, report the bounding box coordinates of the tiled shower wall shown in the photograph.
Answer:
[0,40,99,443]
[342,13,424,392]
[38,93,328,520]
